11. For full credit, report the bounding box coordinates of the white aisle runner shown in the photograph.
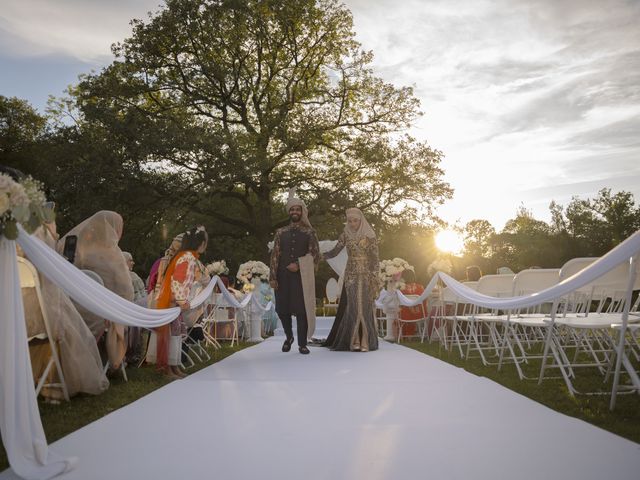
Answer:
[2,317,639,480]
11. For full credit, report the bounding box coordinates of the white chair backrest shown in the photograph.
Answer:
[560,257,631,297]
[476,274,515,297]
[17,256,39,289]
[513,269,560,295]
[461,281,478,291]
[17,257,48,340]
[326,278,339,302]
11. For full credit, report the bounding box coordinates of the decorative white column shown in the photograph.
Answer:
[383,288,400,341]
[248,279,264,342]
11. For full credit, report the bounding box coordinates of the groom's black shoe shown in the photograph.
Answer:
[282,337,294,352]
[299,346,310,355]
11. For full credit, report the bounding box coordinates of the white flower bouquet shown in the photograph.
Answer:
[379,257,414,290]
[236,260,270,284]
[0,173,54,240]
[206,259,229,276]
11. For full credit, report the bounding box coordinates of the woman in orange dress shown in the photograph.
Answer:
[155,226,210,378]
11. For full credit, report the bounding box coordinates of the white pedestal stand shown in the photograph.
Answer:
[248,305,264,342]
[248,279,264,342]
[383,289,399,341]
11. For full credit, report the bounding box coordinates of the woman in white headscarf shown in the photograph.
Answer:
[19,223,109,399]
[323,208,380,351]
[57,210,134,370]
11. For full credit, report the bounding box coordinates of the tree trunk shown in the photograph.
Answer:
[254,186,273,263]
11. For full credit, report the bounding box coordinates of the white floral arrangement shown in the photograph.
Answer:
[379,257,414,290]
[0,173,54,240]
[206,259,229,276]
[427,257,453,277]
[236,260,270,284]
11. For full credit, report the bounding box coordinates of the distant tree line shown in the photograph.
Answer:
[2,0,638,292]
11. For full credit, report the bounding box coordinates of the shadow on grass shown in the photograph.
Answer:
[0,342,250,472]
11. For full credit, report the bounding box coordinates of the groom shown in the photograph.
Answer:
[269,190,320,354]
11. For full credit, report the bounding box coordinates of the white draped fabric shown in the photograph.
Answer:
[319,240,347,277]
[3,227,272,479]
[391,229,640,310]
[0,238,76,480]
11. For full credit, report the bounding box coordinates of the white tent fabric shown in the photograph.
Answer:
[0,238,75,480]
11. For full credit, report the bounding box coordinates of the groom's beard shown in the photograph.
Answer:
[289,213,301,222]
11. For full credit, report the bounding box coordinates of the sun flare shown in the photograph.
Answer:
[435,230,464,255]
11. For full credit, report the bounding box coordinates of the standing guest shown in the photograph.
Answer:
[466,265,483,281]
[323,208,380,352]
[155,226,210,378]
[58,211,134,371]
[147,233,184,307]
[269,190,320,354]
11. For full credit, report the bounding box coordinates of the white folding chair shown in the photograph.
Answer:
[323,278,340,316]
[202,293,239,347]
[18,257,70,401]
[539,258,640,396]
[458,274,515,365]
[497,269,560,379]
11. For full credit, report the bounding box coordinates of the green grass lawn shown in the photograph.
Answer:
[401,339,640,443]
[0,342,249,472]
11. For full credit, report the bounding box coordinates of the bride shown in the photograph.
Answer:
[323,208,380,351]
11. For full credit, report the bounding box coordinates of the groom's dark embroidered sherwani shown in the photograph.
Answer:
[270,223,320,347]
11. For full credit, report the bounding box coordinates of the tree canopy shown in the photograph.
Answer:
[74,0,451,256]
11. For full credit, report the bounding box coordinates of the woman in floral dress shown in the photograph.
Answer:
[323,208,380,351]
[155,226,210,378]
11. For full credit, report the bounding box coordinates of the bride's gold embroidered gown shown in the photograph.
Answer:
[323,233,380,351]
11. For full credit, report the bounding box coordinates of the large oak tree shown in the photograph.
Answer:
[74,0,451,257]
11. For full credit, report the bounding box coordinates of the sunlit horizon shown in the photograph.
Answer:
[1,0,639,230]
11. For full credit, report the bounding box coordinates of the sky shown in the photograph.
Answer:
[1,0,639,230]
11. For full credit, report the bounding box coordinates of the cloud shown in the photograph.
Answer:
[0,0,162,62]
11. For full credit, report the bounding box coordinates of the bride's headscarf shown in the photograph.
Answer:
[344,208,376,241]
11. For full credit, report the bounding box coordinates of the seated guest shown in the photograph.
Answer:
[58,211,134,370]
[465,265,483,281]
[399,269,427,337]
[259,279,279,335]
[19,223,109,399]
[155,226,210,378]
[123,251,147,363]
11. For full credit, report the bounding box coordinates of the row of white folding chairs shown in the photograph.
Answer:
[431,259,640,397]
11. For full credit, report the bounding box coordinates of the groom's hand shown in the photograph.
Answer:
[286,262,299,272]
[270,280,278,290]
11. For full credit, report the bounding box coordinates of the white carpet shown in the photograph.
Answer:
[2,317,639,480]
